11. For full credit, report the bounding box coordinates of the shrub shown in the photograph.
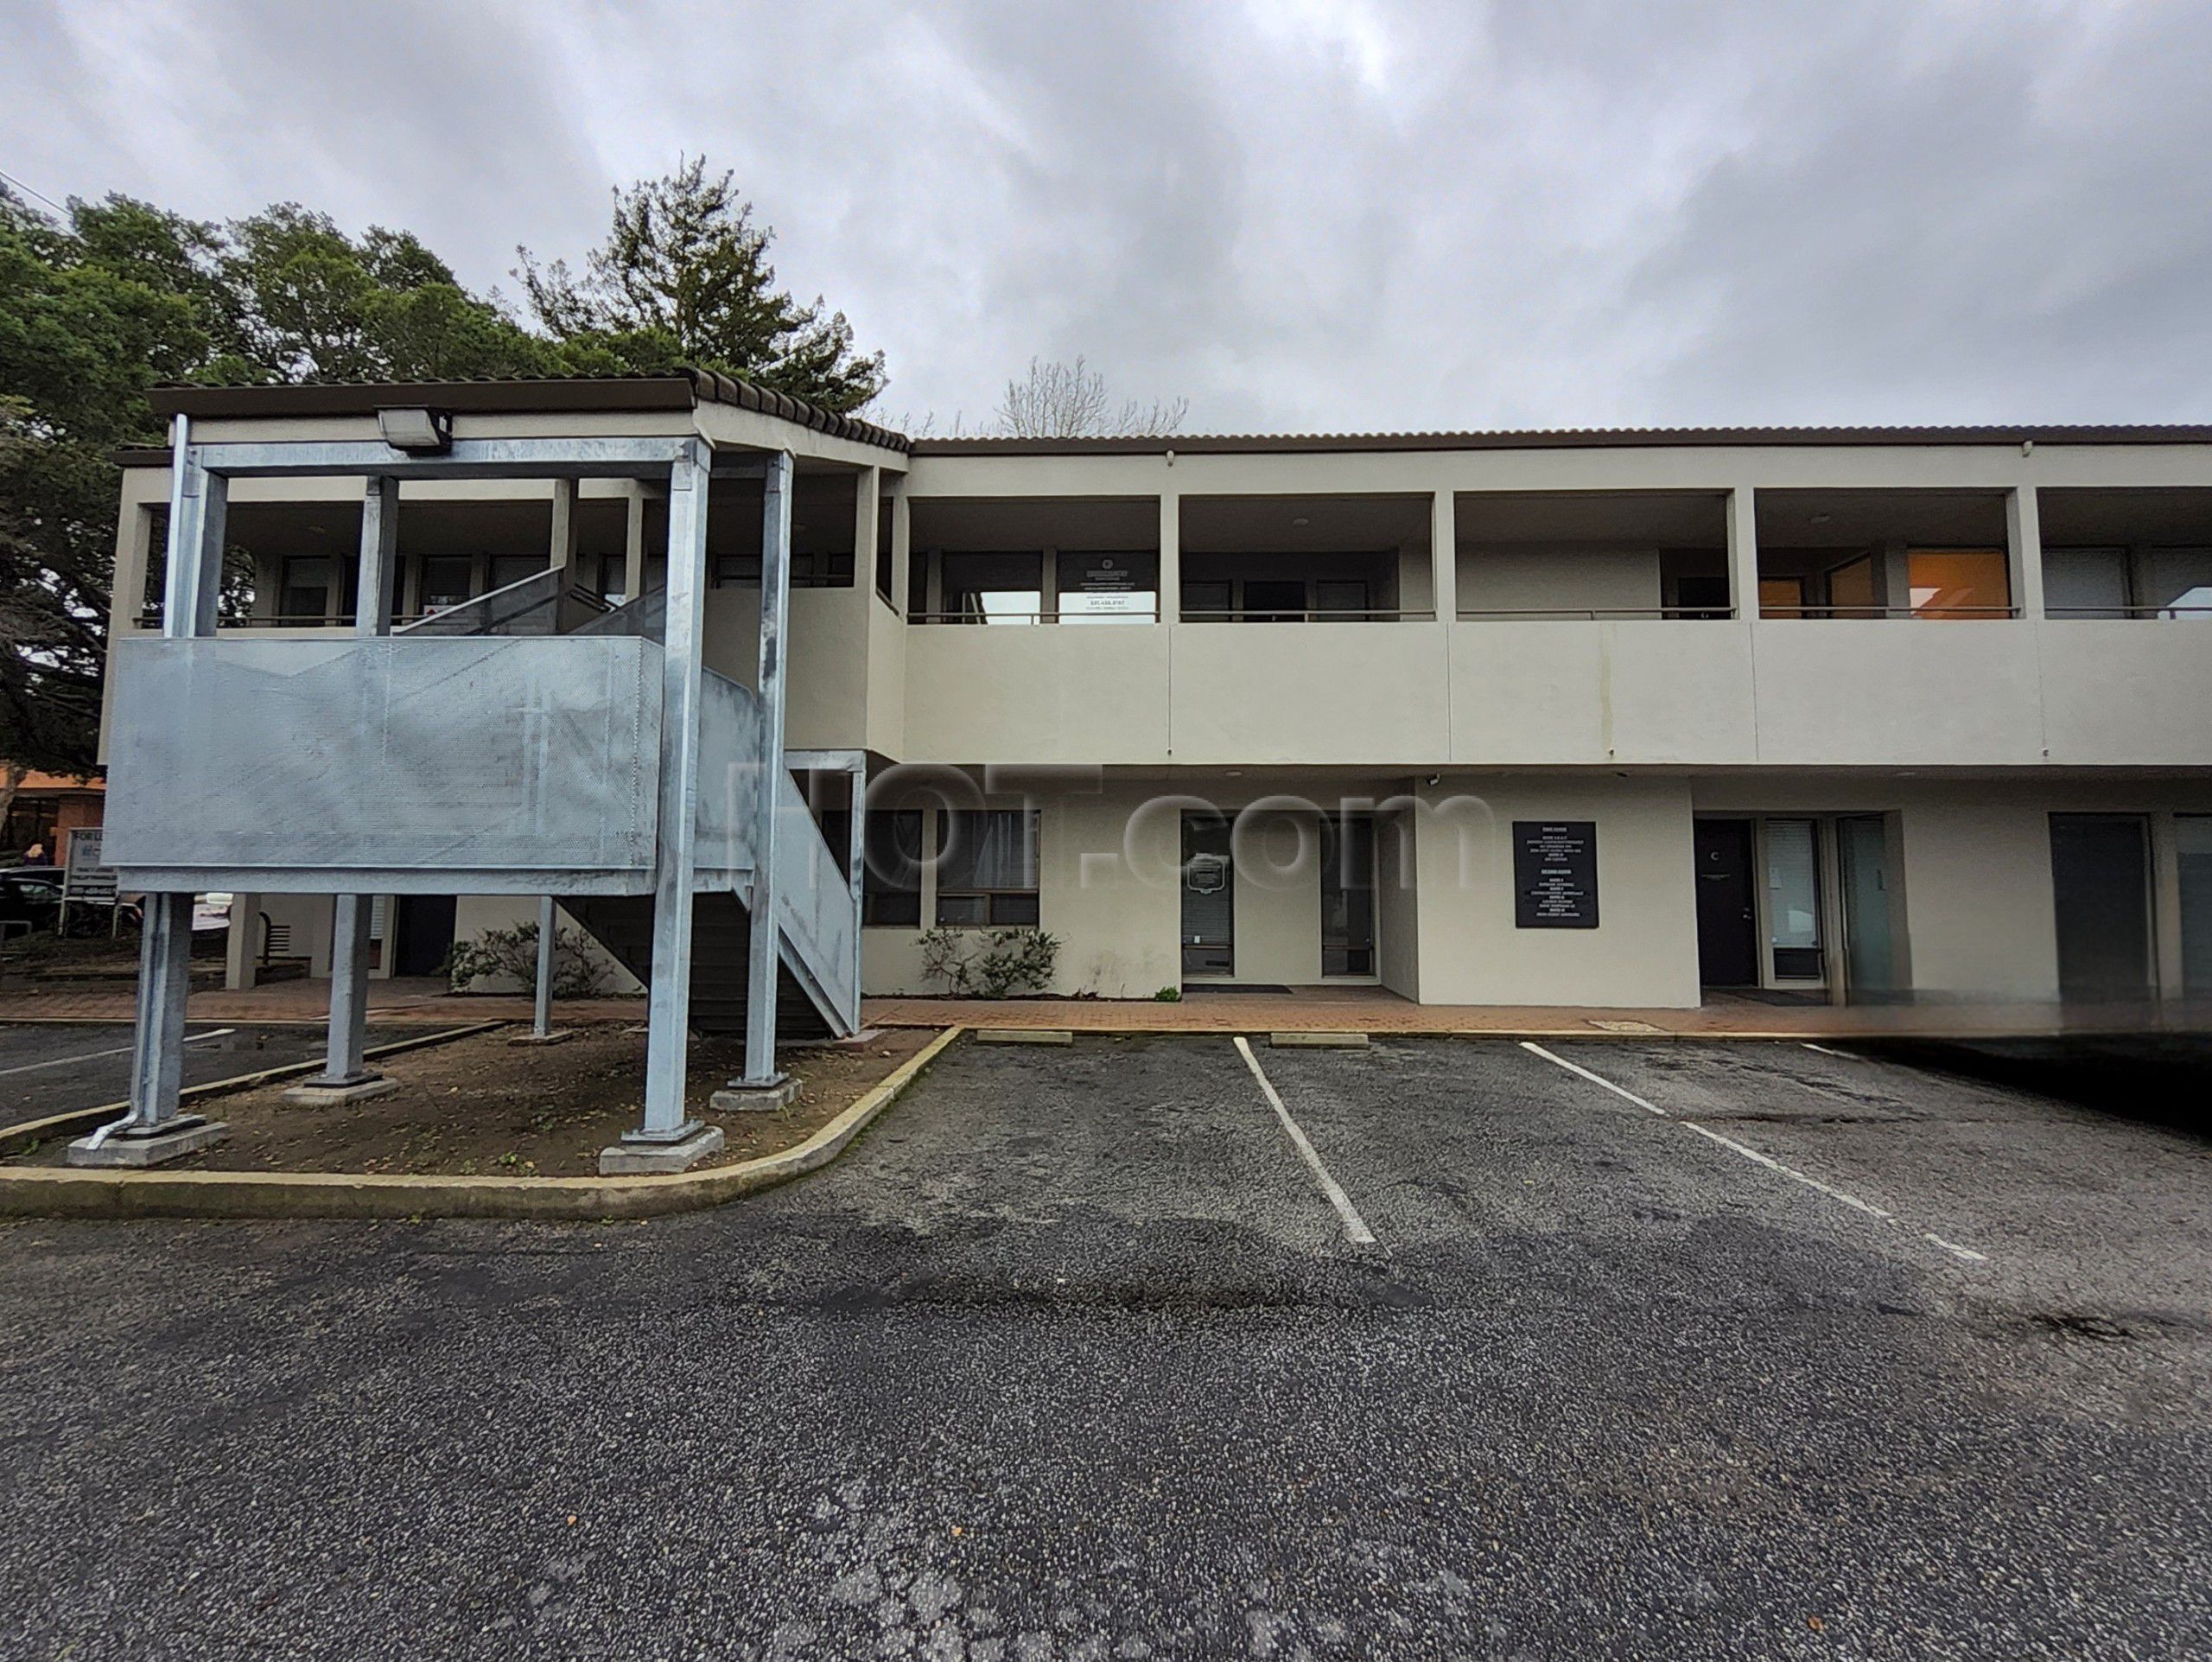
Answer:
[1154,985,1182,1002]
[918,927,1060,997]
[448,921,607,998]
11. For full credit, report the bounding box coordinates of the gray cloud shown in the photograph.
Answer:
[5,0,2208,430]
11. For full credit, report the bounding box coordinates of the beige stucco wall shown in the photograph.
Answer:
[1457,545,1661,613]
[1408,775,1705,1009]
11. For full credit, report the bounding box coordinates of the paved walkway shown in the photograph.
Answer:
[6,973,2206,1041]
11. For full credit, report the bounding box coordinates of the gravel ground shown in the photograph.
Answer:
[0,1034,2205,1659]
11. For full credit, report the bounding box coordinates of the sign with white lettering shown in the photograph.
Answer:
[1514,821,1598,928]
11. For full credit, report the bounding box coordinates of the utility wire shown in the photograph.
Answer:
[0,165,68,215]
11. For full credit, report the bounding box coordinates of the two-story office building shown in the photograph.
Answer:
[104,375,2212,1017]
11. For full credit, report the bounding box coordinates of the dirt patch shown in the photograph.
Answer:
[8,1025,943,1177]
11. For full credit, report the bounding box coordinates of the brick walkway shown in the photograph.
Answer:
[3,974,2202,1041]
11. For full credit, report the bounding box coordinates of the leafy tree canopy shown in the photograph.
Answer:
[518,156,887,412]
[1,162,891,781]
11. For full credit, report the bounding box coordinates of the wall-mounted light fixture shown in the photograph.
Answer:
[377,406,453,453]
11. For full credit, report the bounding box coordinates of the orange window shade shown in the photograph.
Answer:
[1909,549,2011,618]
[1758,576,1806,619]
[1827,555,1878,615]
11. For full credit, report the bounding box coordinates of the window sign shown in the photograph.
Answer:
[1514,821,1598,928]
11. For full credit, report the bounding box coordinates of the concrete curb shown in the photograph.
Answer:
[0,1027,963,1223]
[0,1022,509,1153]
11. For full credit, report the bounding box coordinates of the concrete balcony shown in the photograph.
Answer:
[1447,620,1755,766]
[2037,620,2212,766]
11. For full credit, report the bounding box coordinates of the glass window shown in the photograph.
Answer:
[279,556,331,622]
[1766,818,1822,980]
[2044,546,2130,618]
[420,556,474,613]
[1314,580,1370,618]
[1758,576,1807,619]
[1180,579,1231,621]
[2179,816,2212,995]
[1319,816,1376,977]
[1055,551,1157,623]
[2139,548,2212,619]
[1908,548,2011,618]
[1243,579,1306,621]
[489,554,543,592]
[936,810,1039,926]
[1826,555,1878,617]
[817,809,925,927]
[942,552,1043,624]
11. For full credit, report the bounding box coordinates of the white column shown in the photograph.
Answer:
[854,465,880,603]
[549,477,578,580]
[889,482,912,616]
[1158,484,1180,622]
[1430,490,1457,621]
[741,451,797,1086]
[1726,487,1758,620]
[636,439,714,1140]
[2007,484,2046,621]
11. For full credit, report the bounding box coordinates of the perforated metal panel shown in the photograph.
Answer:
[105,635,662,888]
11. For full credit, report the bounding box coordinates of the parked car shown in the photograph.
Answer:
[0,869,143,937]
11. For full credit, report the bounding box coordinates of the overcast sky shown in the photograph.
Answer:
[6,0,2209,433]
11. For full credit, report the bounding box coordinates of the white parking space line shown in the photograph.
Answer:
[1232,1035,1378,1248]
[1520,1042,1667,1116]
[1520,1040,1992,1266]
[0,1027,233,1079]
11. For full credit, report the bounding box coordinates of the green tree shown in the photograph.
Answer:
[518,156,886,411]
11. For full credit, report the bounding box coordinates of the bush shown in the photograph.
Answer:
[448,920,607,998]
[917,927,1060,998]
[1154,985,1182,1002]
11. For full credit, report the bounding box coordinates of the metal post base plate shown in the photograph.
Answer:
[507,1030,580,1048]
[67,1116,229,1168]
[281,1076,401,1108]
[600,1122,725,1175]
[710,1076,799,1113]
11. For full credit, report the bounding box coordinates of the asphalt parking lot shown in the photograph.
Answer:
[0,1021,417,1124]
[1,1034,2206,1659]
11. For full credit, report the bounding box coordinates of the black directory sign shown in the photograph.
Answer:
[1514,821,1598,928]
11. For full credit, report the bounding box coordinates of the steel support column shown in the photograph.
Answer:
[634,438,714,1141]
[124,417,224,1130]
[308,477,401,1090]
[532,894,556,1037]
[741,450,797,1086]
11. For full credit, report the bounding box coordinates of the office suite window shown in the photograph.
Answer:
[1909,549,2010,617]
[935,810,1040,926]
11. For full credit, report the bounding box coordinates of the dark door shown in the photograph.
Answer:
[1694,818,1758,987]
[2050,814,2152,1003]
[393,894,458,977]
[1181,813,1233,977]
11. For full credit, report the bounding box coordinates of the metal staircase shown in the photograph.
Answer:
[393,565,859,1042]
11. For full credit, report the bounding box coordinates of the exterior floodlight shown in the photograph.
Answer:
[377,405,452,453]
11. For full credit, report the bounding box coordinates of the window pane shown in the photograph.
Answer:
[938,811,1038,891]
[2044,546,2129,618]
[935,894,988,927]
[1909,548,2010,618]
[489,554,542,592]
[1320,817,1375,976]
[990,892,1041,927]
[1827,555,1878,615]
[421,556,473,611]
[1758,576,1806,618]
[279,557,330,621]
[943,552,1042,623]
[1243,579,1306,621]
[1767,818,1821,978]
[1181,580,1231,620]
[2140,548,2212,618]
